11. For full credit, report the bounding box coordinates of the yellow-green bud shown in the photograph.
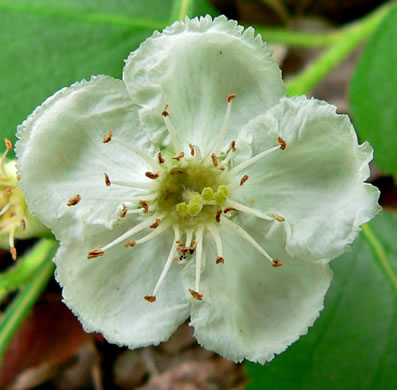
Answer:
[214,185,229,205]
[176,202,188,216]
[187,199,203,216]
[201,187,214,201]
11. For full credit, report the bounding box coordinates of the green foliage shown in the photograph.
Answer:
[350,4,397,178]
[0,239,58,362]
[245,212,397,389]
[0,0,215,158]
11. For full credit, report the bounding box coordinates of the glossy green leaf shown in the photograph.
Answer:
[350,3,397,177]
[0,0,215,158]
[245,212,397,389]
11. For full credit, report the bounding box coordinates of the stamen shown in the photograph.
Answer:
[1,138,12,174]
[139,230,172,249]
[9,225,16,260]
[219,148,236,170]
[215,209,222,223]
[226,199,273,221]
[208,224,224,264]
[87,249,104,259]
[67,194,81,207]
[185,230,193,249]
[189,289,203,301]
[272,259,283,267]
[101,216,161,252]
[189,144,195,156]
[150,227,180,299]
[212,94,237,153]
[20,219,26,231]
[84,193,157,202]
[240,175,249,186]
[144,296,156,302]
[120,204,128,218]
[3,188,12,197]
[0,202,13,216]
[278,136,287,150]
[5,138,12,151]
[162,105,182,153]
[124,241,136,248]
[193,145,202,162]
[111,180,156,190]
[126,208,145,215]
[193,228,204,297]
[139,200,149,213]
[223,207,236,214]
[177,245,189,253]
[272,213,285,222]
[230,140,237,152]
[145,171,159,180]
[111,137,160,172]
[158,151,165,164]
[222,217,274,263]
[172,152,184,161]
[150,218,161,229]
[210,153,218,167]
[103,130,112,143]
[104,173,111,186]
[10,247,17,260]
[230,145,280,176]
[189,239,197,253]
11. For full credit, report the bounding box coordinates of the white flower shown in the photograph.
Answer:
[16,16,380,363]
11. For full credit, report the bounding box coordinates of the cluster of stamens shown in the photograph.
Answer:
[0,139,28,260]
[68,94,289,302]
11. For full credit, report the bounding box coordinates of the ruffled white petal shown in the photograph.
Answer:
[185,222,332,363]
[56,222,190,348]
[233,96,381,263]
[123,15,285,154]
[16,75,155,240]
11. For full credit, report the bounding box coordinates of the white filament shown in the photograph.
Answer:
[152,227,180,296]
[222,217,273,263]
[230,145,280,176]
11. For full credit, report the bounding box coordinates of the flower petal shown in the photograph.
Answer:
[17,75,155,240]
[123,15,285,153]
[56,223,190,348]
[233,96,381,263]
[186,221,332,363]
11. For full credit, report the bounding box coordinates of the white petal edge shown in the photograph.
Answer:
[233,96,381,263]
[123,15,285,154]
[184,223,332,363]
[55,223,190,348]
[16,75,154,241]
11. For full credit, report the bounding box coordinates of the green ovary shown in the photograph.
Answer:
[155,163,229,227]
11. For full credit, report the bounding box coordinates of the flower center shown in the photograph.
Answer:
[70,94,289,302]
[155,158,229,227]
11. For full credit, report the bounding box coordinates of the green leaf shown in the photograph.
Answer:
[245,212,397,389]
[0,239,58,362]
[0,239,56,300]
[350,3,397,177]
[0,0,216,158]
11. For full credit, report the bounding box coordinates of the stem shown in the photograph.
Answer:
[362,223,397,293]
[170,0,194,22]
[286,3,392,96]
[0,241,57,363]
[0,239,56,300]
[254,27,339,48]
